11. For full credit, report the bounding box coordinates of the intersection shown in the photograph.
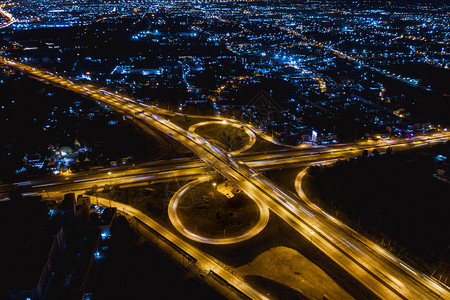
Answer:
[1,56,450,299]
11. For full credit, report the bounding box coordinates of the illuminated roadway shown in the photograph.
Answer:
[94,196,269,300]
[0,5,14,29]
[1,56,450,299]
[3,134,445,197]
[188,120,257,155]
[168,175,270,245]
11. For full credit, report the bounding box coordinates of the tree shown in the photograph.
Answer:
[362,149,369,159]
[307,166,319,176]
[385,146,393,156]
[372,149,380,157]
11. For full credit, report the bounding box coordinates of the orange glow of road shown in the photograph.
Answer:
[1,56,449,299]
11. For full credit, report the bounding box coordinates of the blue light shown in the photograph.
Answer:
[436,155,447,161]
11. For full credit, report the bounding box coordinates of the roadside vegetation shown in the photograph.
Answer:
[303,143,450,283]
[0,73,160,180]
[86,214,224,299]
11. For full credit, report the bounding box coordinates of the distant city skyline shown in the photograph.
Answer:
[1,1,449,299]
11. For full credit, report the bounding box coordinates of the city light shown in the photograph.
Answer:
[1,1,449,299]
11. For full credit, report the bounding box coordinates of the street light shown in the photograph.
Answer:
[107,172,112,207]
[212,182,217,197]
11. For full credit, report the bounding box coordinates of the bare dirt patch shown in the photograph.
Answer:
[177,180,260,239]
[236,246,354,300]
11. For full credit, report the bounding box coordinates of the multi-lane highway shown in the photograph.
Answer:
[188,120,257,155]
[2,134,444,197]
[1,56,450,299]
[0,5,14,29]
[94,195,269,300]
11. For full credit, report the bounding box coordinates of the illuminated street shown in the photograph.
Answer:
[0,5,14,29]
[94,195,270,300]
[1,56,449,299]
[168,175,270,245]
[1,1,450,298]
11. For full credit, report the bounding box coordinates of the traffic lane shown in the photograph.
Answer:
[94,196,269,300]
[3,57,449,298]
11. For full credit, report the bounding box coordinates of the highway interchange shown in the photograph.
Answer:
[1,56,450,299]
[94,195,270,300]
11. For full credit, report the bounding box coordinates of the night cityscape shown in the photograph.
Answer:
[0,0,449,299]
